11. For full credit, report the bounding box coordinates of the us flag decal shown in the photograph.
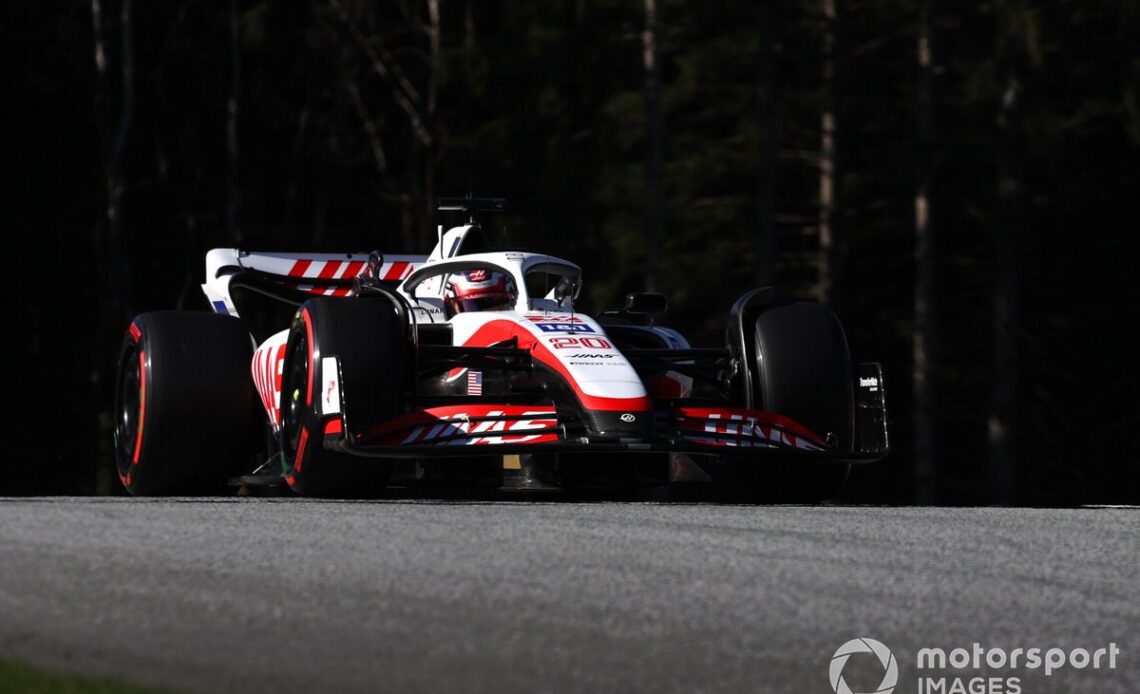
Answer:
[467,370,483,395]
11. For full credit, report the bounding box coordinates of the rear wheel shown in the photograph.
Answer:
[732,301,854,502]
[279,298,404,497]
[113,312,257,495]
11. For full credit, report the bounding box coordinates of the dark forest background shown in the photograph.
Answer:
[3,0,1137,503]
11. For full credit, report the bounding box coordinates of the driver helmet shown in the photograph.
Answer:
[444,269,518,315]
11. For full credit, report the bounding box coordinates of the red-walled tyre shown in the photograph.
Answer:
[113,312,257,495]
[279,298,404,497]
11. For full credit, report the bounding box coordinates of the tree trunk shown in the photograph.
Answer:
[327,0,433,249]
[90,0,135,490]
[226,0,241,243]
[345,77,387,176]
[755,3,777,288]
[913,0,936,503]
[989,61,1022,504]
[92,0,108,257]
[642,0,665,292]
[816,0,836,303]
[93,0,135,329]
[422,0,441,250]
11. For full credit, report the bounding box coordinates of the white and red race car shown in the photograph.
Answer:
[114,199,888,499]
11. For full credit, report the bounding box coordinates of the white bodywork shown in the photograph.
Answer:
[206,224,688,428]
[201,248,428,317]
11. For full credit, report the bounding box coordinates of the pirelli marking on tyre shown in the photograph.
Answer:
[321,356,341,415]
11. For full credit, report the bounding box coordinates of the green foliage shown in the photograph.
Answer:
[0,659,163,694]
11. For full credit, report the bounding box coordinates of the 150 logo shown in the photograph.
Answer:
[534,323,595,333]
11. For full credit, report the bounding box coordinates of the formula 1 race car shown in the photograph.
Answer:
[113,198,888,500]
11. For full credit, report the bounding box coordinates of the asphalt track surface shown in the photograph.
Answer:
[0,499,1136,694]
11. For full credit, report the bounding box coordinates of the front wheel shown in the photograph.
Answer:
[728,300,856,502]
[279,298,404,497]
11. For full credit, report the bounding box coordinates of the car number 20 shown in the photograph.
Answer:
[549,336,612,350]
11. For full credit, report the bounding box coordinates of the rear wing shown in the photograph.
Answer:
[202,248,426,317]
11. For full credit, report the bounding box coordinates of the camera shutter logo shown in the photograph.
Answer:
[829,638,898,694]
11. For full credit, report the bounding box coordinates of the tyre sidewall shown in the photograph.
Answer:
[114,312,256,495]
[279,299,402,497]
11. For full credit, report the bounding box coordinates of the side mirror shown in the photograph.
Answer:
[624,292,668,316]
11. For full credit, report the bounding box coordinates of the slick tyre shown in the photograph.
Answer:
[739,301,855,502]
[279,298,403,497]
[752,302,854,449]
[113,312,257,495]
